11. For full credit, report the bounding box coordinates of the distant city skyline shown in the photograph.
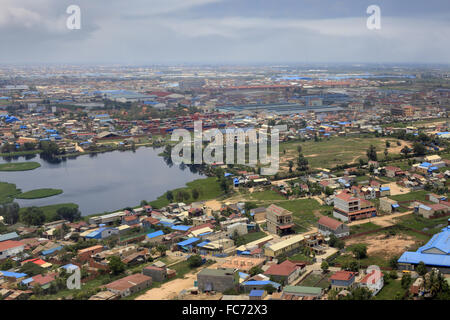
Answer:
[0,0,449,64]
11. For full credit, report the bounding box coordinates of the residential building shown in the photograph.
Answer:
[282,285,323,298]
[265,204,295,236]
[197,268,239,292]
[317,216,350,238]
[359,269,384,296]
[263,260,304,285]
[333,191,377,222]
[104,273,152,297]
[329,271,356,290]
[0,240,25,260]
[264,234,305,258]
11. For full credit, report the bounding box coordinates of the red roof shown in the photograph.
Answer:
[360,270,383,284]
[330,271,356,281]
[0,240,24,252]
[318,216,343,230]
[32,273,56,286]
[264,260,299,277]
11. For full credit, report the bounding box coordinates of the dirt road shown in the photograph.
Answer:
[347,210,412,227]
[135,263,218,300]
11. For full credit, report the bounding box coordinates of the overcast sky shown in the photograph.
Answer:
[0,0,449,65]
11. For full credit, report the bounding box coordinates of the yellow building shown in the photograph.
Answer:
[264,234,305,258]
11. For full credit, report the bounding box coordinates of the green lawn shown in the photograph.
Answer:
[149,177,223,208]
[390,190,429,202]
[0,161,41,171]
[19,203,79,222]
[350,222,382,235]
[275,199,332,231]
[238,231,267,245]
[393,214,449,236]
[250,189,286,201]
[299,272,330,289]
[0,182,22,204]
[16,188,63,199]
[375,279,405,300]
[288,252,314,263]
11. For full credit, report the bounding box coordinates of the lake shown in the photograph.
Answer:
[0,147,203,216]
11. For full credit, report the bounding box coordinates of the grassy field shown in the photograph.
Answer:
[375,279,405,300]
[389,190,429,202]
[279,136,403,169]
[250,189,286,201]
[0,161,41,171]
[275,198,332,232]
[288,252,314,263]
[149,177,223,209]
[299,272,330,289]
[350,222,382,235]
[16,188,63,199]
[238,231,267,245]
[393,214,450,235]
[19,203,79,221]
[0,182,22,204]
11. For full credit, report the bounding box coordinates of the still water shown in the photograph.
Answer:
[0,147,203,215]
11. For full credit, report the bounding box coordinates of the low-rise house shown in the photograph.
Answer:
[379,197,400,214]
[0,232,19,242]
[317,216,349,238]
[78,245,104,262]
[358,269,384,295]
[197,268,239,292]
[282,285,323,299]
[0,240,25,260]
[329,271,356,290]
[241,280,281,292]
[145,230,165,243]
[250,207,267,223]
[264,234,305,258]
[104,273,152,298]
[143,265,167,282]
[249,289,266,300]
[220,256,265,273]
[263,260,304,285]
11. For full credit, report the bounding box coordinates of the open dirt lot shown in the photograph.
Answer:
[345,233,418,256]
[384,182,411,196]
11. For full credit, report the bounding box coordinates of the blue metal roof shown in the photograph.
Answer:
[398,227,450,267]
[21,277,34,285]
[177,237,200,247]
[380,187,390,191]
[196,240,211,247]
[0,271,27,278]
[41,246,63,256]
[147,230,164,239]
[0,232,19,242]
[392,204,400,208]
[249,290,265,297]
[61,264,79,271]
[171,225,191,232]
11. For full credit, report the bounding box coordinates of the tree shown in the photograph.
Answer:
[156,244,167,257]
[187,254,203,268]
[385,141,391,148]
[249,266,263,276]
[263,284,277,294]
[416,261,427,277]
[288,160,294,173]
[351,244,367,259]
[389,256,399,269]
[297,153,309,171]
[0,202,20,225]
[400,146,411,157]
[366,145,377,161]
[166,190,174,203]
[401,273,412,289]
[107,256,125,275]
[384,148,389,159]
[192,188,200,200]
[56,207,81,222]
[321,261,329,273]
[413,142,426,156]
[20,207,45,226]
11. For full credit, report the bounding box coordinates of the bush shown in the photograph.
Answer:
[187,254,203,268]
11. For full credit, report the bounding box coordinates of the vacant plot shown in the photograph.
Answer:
[238,231,267,245]
[16,188,63,199]
[250,189,286,201]
[346,233,418,257]
[350,222,382,235]
[375,279,405,300]
[299,271,330,289]
[394,214,450,235]
[0,161,40,171]
[279,136,405,170]
[275,198,332,232]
